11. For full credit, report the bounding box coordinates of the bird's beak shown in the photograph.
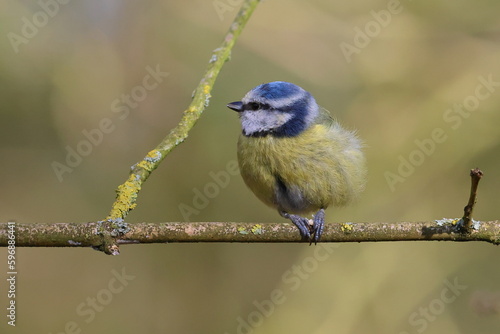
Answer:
[227,101,243,112]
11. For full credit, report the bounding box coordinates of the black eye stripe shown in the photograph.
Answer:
[245,102,272,111]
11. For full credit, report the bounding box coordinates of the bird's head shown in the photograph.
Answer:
[227,81,319,137]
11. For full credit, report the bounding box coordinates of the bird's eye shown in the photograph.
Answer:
[248,102,260,111]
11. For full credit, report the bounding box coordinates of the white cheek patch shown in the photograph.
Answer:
[240,110,293,136]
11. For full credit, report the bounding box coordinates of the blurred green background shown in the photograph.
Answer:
[1,0,499,333]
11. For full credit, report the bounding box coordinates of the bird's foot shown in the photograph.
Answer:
[311,209,325,244]
[280,211,311,241]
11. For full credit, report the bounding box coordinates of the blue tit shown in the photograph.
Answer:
[227,81,366,243]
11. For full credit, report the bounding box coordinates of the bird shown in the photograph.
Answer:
[227,81,366,243]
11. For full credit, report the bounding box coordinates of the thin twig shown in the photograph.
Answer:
[107,0,260,220]
[460,168,484,233]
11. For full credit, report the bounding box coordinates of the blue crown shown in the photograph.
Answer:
[254,81,305,101]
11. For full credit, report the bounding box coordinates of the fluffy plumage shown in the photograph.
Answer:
[228,81,366,242]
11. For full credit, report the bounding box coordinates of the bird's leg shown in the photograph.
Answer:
[280,211,311,241]
[312,209,325,244]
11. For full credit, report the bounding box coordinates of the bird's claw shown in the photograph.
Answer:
[311,209,325,245]
[280,211,311,241]
[281,209,325,244]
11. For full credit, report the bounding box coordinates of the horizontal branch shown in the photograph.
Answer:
[1,220,499,250]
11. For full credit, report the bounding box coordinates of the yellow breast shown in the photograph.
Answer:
[237,123,366,214]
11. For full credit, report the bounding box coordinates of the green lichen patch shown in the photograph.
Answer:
[251,224,263,235]
[237,227,248,235]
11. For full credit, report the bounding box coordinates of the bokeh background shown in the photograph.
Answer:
[1,0,499,333]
